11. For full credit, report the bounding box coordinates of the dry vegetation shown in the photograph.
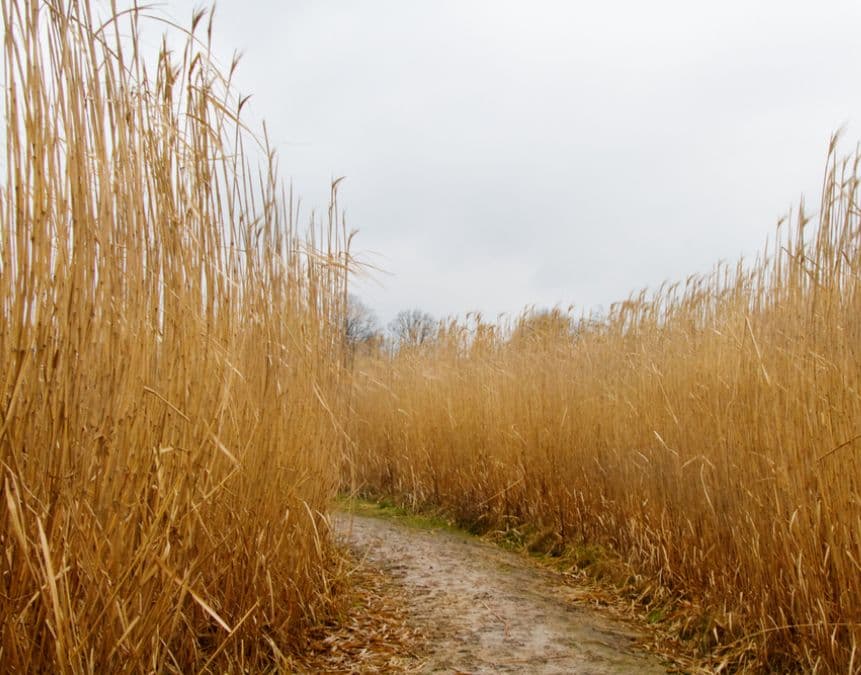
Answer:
[349,141,861,671]
[1,1,353,671]
[7,1,861,672]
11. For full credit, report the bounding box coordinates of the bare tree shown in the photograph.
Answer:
[389,309,437,347]
[345,294,381,346]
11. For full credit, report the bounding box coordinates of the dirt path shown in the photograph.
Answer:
[333,513,668,674]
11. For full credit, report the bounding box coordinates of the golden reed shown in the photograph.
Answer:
[1,1,350,671]
[350,139,861,670]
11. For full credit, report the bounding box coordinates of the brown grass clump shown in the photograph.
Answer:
[1,1,351,671]
[349,138,861,670]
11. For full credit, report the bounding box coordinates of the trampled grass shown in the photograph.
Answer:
[1,1,350,671]
[349,140,861,670]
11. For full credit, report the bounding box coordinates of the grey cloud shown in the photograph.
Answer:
[160,0,861,325]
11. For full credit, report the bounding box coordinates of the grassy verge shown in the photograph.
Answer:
[336,494,459,533]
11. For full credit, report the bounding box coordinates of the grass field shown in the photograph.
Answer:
[0,1,351,671]
[348,141,861,671]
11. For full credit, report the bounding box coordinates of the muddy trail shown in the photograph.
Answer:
[333,512,669,674]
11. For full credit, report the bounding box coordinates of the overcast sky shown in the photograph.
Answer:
[159,0,861,326]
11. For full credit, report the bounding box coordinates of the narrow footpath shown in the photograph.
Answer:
[334,512,669,674]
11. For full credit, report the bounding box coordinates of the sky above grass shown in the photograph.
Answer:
[156,0,861,326]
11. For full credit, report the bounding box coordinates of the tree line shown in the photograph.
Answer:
[346,295,605,357]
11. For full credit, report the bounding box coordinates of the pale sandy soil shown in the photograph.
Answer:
[333,513,669,674]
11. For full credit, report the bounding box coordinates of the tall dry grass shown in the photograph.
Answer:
[350,139,861,670]
[1,1,350,671]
